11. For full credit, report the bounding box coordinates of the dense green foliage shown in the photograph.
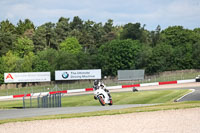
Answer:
[0,17,200,83]
[98,39,141,76]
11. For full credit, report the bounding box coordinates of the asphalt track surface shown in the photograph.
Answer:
[0,104,156,120]
[147,86,200,102]
[178,88,200,101]
[0,83,200,120]
[151,86,200,102]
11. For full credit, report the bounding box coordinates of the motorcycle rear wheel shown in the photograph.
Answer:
[108,99,113,106]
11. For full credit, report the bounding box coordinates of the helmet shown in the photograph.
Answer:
[94,80,99,86]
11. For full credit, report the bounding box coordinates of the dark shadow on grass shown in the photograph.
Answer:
[12,107,23,109]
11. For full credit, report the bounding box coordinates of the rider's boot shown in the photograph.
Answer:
[108,93,112,100]
[94,95,97,100]
[104,89,112,100]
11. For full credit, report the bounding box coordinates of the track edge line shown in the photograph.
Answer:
[176,89,195,102]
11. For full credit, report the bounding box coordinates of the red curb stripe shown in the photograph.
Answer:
[13,94,24,98]
[85,88,94,91]
[49,90,67,94]
[59,90,67,93]
[13,94,31,98]
[159,81,177,85]
[49,91,56,94]
[26,94,31,96]
[122,84,140,88]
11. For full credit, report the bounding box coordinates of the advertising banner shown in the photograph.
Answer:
[4,72,51,83]
[118,70,145,80]
[55,69,101,80]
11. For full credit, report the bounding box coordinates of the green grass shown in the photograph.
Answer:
[62,89,190,106]
[0,100,23,109]
[0,89,191,109]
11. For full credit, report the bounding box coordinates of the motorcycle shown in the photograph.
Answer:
[94,85,113,106]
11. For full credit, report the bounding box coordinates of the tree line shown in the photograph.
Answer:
[0,16,200,83]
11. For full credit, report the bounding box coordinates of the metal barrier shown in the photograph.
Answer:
[23,94,32,108]
[38,93,62,108]
[23,93,62,108]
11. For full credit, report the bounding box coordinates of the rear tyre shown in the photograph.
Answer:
[108,99,113,106]
[98,96,105,106]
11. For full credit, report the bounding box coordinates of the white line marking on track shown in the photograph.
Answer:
[176,89,195,102]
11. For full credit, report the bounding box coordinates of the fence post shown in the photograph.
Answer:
[55,93,58,107]
[49,94,51,108]
[47,95,49,108]
[52,94,54,107]
[42,96,44,108]
[37,93,41,108]
[30,94,32,108]
[60,93,62,107]
[23,94,25,109]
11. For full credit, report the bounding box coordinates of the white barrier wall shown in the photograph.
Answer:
[140,82,159,87]
[177,79,196,84]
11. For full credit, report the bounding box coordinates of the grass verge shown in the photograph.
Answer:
[0,89,191,109]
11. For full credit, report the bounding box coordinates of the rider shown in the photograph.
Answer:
[93,80,111,100]
[93,79,100,90]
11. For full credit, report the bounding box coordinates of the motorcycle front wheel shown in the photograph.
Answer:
[98,95,105,106]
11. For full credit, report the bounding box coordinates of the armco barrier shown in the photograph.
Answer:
[0,79,197,100]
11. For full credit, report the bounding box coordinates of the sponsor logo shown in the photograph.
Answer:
[62,72,69,79]
[6,73,14,79]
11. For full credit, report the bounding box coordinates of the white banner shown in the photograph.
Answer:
[4,72,51,83]
[55,69,101,80]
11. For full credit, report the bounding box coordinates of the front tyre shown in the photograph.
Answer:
[98,96,105,106]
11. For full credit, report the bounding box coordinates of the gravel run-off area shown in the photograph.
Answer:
[0,108,200,133]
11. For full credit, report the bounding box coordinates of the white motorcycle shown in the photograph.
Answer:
[94,85,113,106]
